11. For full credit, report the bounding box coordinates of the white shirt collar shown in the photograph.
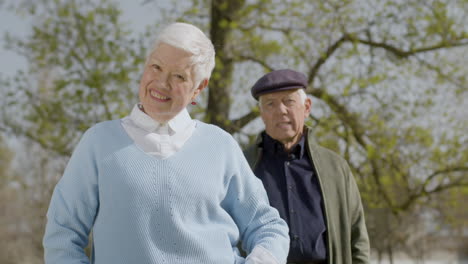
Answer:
[129,104,193,134]
[168,106,193,133]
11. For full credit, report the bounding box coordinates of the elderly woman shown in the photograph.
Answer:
[42,22,289,264]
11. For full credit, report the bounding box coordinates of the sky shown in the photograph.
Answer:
[1,1,465,133]
[0,1,165,154]
[0,7,29,76]
[0,1,158,78]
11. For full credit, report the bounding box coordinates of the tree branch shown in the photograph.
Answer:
[224,107,260,134]
[421,166,468,191]
[401,178,468,211]
[307,86,397,211]
[237,55,274,71]
[307,35,348,82]
[23,130,72,157]
[347,35,468,58]
[416,57,466,88]
[307,87,368,147]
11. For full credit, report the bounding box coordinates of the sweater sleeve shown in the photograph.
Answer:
[221,140,290,264]
[43,127,100,264]
[344,162,371,264]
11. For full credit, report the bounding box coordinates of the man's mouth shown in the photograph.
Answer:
[276,122,291,127]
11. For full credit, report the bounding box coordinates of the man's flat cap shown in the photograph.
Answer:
[251,69,308,100]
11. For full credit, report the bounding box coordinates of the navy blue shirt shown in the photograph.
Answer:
[254,132,327,262]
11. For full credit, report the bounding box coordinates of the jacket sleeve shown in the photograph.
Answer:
[345,163,371,264]
[43,128,99,264]
[222,140,290,264]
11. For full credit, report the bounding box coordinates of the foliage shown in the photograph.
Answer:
[162,0,468,227]
[1,0,468,262]
[2,0,145,156]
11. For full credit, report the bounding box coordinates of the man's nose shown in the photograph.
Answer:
[274,103,288,114]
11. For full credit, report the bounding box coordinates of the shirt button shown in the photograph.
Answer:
[286,161,290,166]
[288,185,293,190]
[290,209,295,214]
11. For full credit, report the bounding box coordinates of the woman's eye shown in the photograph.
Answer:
[151,64,161,71]
[175,74,186,81]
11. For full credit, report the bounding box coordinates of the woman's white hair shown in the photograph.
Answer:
[149,22,216,88]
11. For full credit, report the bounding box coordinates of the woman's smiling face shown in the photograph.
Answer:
[139,43,204,123]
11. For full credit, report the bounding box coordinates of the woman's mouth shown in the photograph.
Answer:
[150,90,170,101]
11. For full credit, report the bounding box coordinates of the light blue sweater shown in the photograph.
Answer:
[43,120,289,264]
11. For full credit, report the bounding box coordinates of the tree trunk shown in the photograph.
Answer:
[387,246,394,264]
[206,0,244,130]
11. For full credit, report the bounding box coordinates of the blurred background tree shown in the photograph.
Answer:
[1,0,467,263]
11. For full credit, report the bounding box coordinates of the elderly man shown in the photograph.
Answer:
[43,23,289,264]
[244,69,370,264]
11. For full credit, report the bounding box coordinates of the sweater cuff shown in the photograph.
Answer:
[245,245,281,264]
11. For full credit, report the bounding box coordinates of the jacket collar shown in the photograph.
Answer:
[255,126,318,149]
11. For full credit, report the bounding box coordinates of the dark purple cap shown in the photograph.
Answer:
[251,69,308,100]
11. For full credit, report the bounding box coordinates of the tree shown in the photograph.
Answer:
[0,137,65,263]
[2,0,468,262]
[0,136,22,264]
[155,0,468,257]
[169,0,463,259]
[1,0,145,262]
[2,0,145,156]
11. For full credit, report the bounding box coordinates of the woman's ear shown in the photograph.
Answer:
[192,79,209,100]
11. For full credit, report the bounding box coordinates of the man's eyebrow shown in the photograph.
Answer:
[262,98,275,103]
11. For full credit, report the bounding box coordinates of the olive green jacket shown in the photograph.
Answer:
[244,128,370,264]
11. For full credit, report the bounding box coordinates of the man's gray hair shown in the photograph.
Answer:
[149,22,216,88]
[297,89,308,104]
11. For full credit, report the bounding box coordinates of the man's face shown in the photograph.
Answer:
[259,89,311,147]
[139,43,206,123]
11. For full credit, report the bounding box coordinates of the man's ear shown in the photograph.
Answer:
[192,79,209,100]
[304,97,312,118]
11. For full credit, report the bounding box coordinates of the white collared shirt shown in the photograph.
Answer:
[121,104,196,159]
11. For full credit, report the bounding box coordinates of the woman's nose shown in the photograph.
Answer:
[155,74,169,89]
